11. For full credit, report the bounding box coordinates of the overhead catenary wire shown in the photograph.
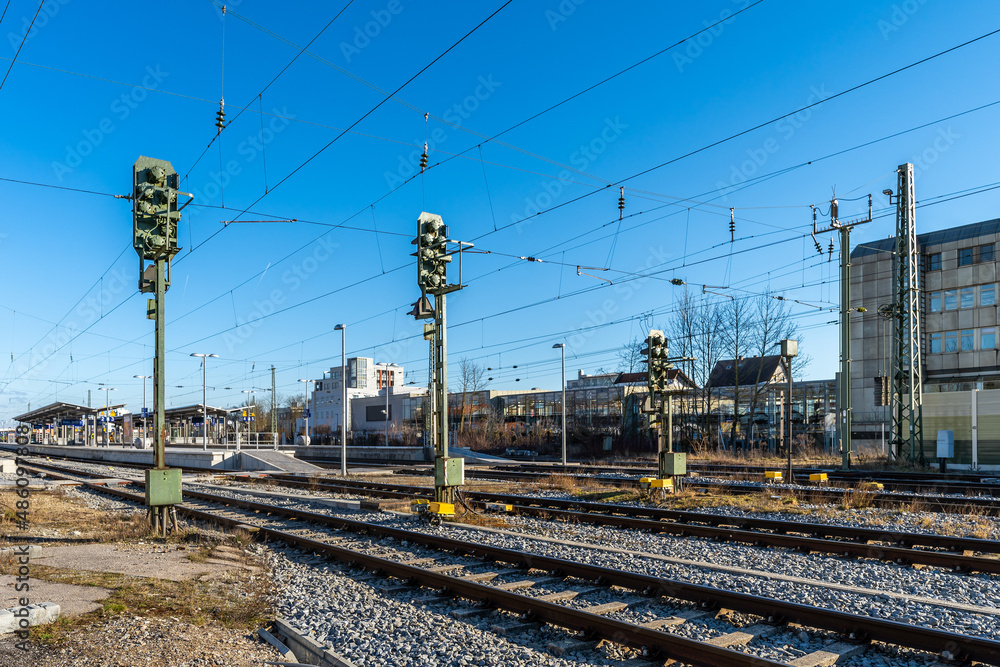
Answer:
[0,0,42,94]
[179,0,514,265]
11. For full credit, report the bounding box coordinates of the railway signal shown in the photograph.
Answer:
[410,212,472,512]
[132,156,192,535]
[640,329,688,492]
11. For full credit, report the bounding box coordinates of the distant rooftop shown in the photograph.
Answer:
[852,218,1000,258]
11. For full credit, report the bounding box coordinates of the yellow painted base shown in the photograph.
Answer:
[428,502,455,516]
[639,477,673,489]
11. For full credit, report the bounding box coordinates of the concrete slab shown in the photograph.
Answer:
[32,543,244,582]
[0,602,60,634]
[28,445,234,470]
[0,576,107,617]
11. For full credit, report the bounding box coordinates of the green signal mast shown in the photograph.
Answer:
[640,329,691,493]
[410,212,472,513]
[132,156,192,535]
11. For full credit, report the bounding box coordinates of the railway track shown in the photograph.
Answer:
[432,466,1000,514]
[503,462,1000,496]
[20,460,1000,666]
[21,458,1000,574]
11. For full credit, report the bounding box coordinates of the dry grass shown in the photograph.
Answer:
[7,562,274,647]
[0,488,274,649]
[664,489,804,515]
[924,505,999,540]
[0,489,183,544]
[838,484,879,511]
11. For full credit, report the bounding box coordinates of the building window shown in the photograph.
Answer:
[983,328,996,350]
[944,289,957,310]
[929,292,941,312]
[959,248,974,266]
[930,332,942,353]
[961,329,974,351]
[982,244,995,262]
[982,284,997,307]
[961,287,975,309]
[927,253,941,271]
[944,331,958,352]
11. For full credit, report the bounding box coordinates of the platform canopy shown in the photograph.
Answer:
[164,405,232,423]
[13,402,104,425]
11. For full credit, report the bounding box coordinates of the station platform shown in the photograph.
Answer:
[18,444,323,473]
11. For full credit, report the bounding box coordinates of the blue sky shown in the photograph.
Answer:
[1,0,999,423]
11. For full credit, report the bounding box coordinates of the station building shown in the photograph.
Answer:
[850,218,1000,467]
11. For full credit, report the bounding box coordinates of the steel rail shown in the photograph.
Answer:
[61,481,788,666]
[22,459,1000,567]
[30,462,1000,666]
[261,473,1000,556]
[439,467,1000,514]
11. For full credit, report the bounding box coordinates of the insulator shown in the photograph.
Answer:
[618,187,625,220]
[420,142,428,173]
[729,208,735,242]
[828,238,834,262]
[813,239,823,255]
[215,98,226,132]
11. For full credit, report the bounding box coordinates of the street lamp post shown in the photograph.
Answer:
[241,389,256,452]
[779,339,798,483]
[133,375,151,446]
[552,343,567,466]
[334,324,347,476]
[190,354,218,451]
[297,379,311,446]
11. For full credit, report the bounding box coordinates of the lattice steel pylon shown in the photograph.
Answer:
[890,163,924,464]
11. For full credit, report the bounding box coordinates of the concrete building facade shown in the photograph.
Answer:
[305,357,405,438]
[851,218,1000,464]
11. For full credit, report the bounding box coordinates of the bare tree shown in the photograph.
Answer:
[743,292,801,432]
[666,290,724,441]
[457,357,487,433]
[720,296,756,448]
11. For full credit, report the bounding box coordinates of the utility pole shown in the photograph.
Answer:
[886,164,924,464]
[410,212,472,510]
[132,156,190,535]
[270,365,277,446]
[812,194,871,471]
